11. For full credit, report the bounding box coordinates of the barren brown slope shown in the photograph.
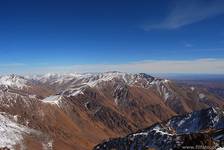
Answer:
[0,72,224,149]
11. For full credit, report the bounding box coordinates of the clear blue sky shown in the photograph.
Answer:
[1,0,224,74]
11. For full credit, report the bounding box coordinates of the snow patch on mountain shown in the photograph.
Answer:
[29,94,37,99]
[166,107,224,134]
[190,86,195,91]
[28,72,173,102]
[132,132,148,137]
[61,86,85,97]
[199,93,206,99]
[29,72,155,88]
[0,74,29,89]
[29,73,87,87]
[150,79,173,101]
[0,113,32,149]
[152,125,172,136]
[0,91,34,108]
[84,72,125,87]
[42,95,62,106]
[94,107,224,150]
[42,140,53,150]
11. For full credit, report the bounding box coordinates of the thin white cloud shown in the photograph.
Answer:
[17,58,224,75]
[143,0,224,30]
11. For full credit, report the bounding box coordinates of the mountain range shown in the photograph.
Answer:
[0,72,223,150]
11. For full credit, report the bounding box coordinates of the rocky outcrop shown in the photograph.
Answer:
[93,107,224,150]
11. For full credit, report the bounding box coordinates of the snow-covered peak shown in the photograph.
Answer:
[27,72,172,102]
[28,72,83,85]
[29,71,156,88]
[0,74,29,89]
[80,72,132,87]
[1,72,173,103]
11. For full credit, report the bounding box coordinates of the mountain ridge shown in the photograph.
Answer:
[93,107,224,150]
[0,72,223,149]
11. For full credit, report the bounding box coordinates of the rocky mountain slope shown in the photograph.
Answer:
[93,107,224,150]
[0,72,223,149]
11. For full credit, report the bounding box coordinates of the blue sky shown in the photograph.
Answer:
[1,0,224,74]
